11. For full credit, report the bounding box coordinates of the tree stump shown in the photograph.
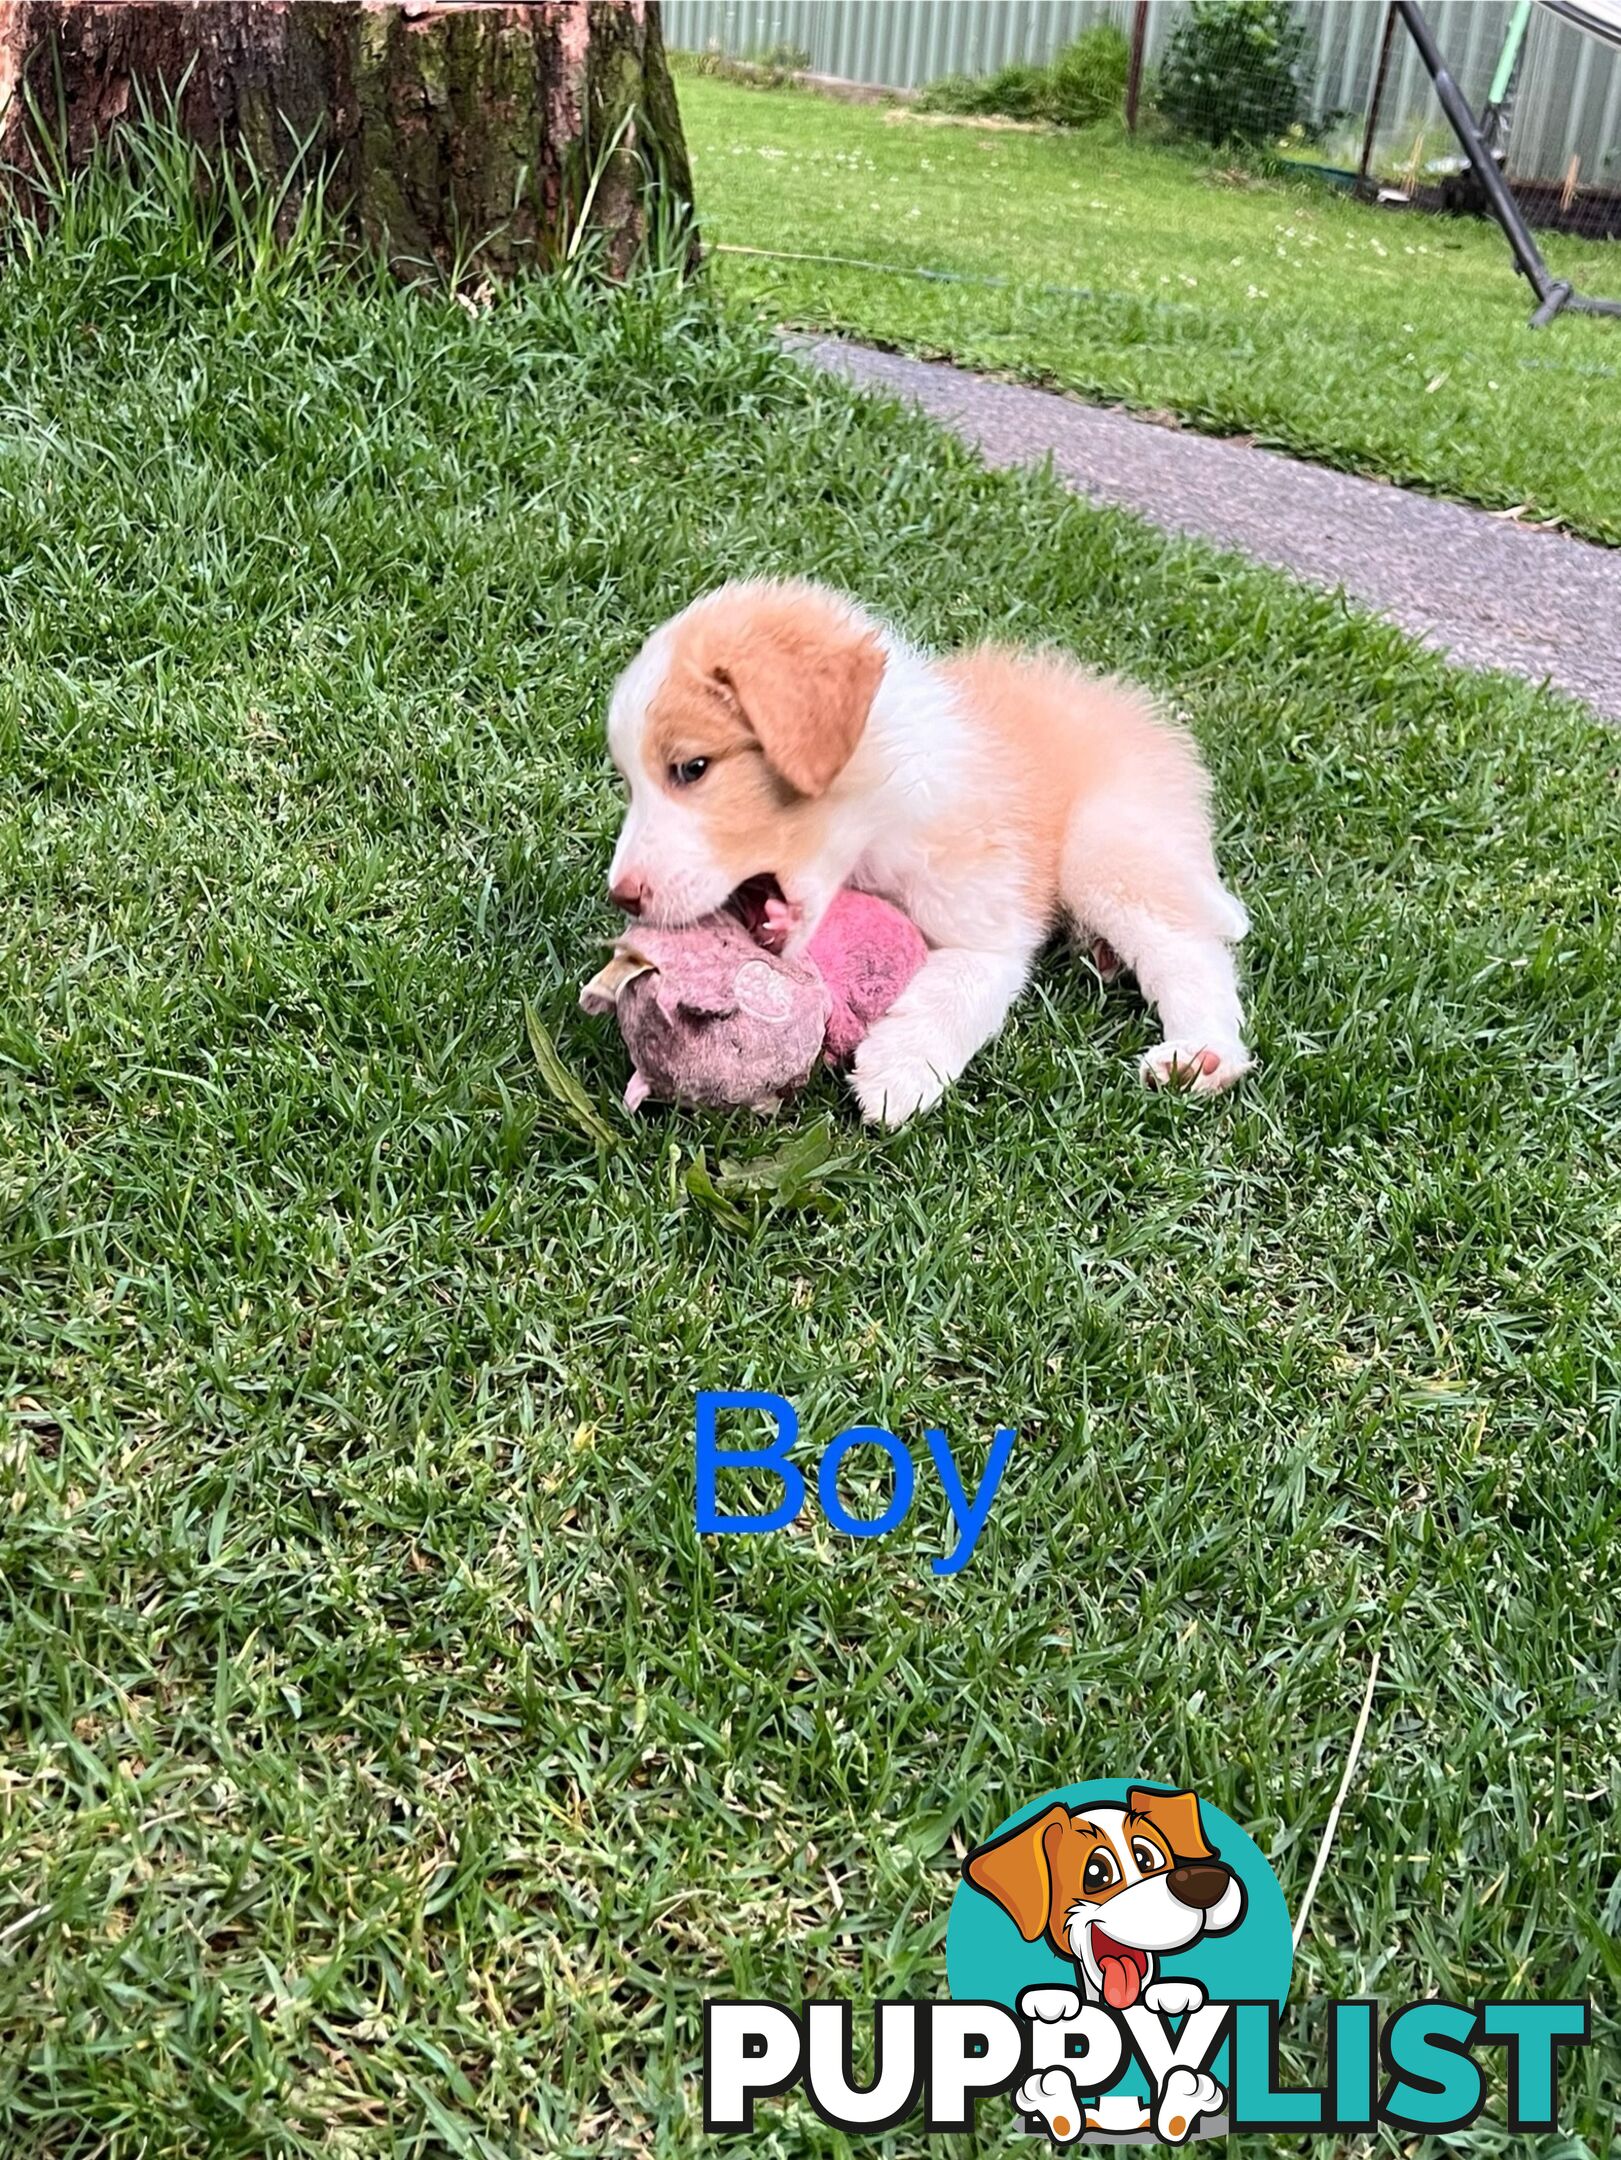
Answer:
[0,1,695,280]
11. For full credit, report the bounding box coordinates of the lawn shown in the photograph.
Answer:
[680,73,1621,546]
[3,154,1621,2158]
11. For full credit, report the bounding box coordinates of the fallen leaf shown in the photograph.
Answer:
[523,1002,620,1152]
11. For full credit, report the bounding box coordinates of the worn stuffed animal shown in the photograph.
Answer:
[581,888,927,1113]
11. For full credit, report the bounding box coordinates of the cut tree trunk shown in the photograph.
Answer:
[0,1,695,280]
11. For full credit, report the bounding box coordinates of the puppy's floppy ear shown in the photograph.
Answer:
[1126,1786,1216,1865]
[711,604,884,797]
[964,1803,1074,1944]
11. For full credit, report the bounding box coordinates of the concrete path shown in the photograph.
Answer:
[792,336,1621,723]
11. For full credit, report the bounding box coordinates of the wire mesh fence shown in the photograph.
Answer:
[665,0,1621,235]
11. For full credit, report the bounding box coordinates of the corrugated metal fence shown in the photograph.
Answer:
[663,0,1621,185]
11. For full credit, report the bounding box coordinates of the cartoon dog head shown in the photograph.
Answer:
[964,1788,1246,2010]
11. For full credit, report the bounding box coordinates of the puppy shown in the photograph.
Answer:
[967,1788,1244,2144]
[606,580,1251,1126]
[963,1786,1245,2013]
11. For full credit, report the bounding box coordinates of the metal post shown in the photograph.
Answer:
[1358,3,1400,196]
[1480,0,1532,155]
[1393,0,1562,308]
[1125,0,1150,134]
[1391,0,1620,323]
[1487,0,1532,107]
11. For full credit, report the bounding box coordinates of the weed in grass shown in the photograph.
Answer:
[0,125,1619,2158]
[684,1121,861,1232]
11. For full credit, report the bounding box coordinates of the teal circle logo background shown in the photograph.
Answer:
[946,1782,1293,2009]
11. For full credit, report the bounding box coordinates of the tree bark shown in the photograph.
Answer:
[0,1,695,280]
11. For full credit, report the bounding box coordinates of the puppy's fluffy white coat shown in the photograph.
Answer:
[607,579,1251,1125]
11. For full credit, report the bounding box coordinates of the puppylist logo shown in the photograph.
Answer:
[954,1783,1280,2141]
[704,1780,1589,2143]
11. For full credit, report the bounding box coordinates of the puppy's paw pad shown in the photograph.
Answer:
[1015,2068,1085,2145]
[851,1027,948,1128]
[1155,2067,1224,2145]
[1017,1985,1083,2024]
[1140,1039,1253,1096]
[1144,1979,1206,2017]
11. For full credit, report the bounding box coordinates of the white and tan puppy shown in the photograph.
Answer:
[606,579,1251,1126]
[965,1789,1246,2012]
[968,1789,1244,2144]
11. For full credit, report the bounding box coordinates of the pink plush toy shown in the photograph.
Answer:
[580,888,927,1114]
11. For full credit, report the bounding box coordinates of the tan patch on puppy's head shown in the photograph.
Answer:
[608,581,887,925]
[1123,1787,1215,1866]
[675,582,884,798]
[632,581,885,896]
[966,1793,1221,1958]
[965,1804,1129,1955]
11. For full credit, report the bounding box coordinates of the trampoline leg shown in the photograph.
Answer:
[1395,1,1618,327]
[1395,2,1568,319]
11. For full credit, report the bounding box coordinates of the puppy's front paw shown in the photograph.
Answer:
[851,1019,950,1128]
[1017,1985,1084,2025]
[1140,1038,1253,1096]
[1143,1978,1206,2018]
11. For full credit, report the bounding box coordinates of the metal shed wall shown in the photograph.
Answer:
[663,0,1621,183]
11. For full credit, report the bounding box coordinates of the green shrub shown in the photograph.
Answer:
[915,72,980,114]
[1046,25,1130,128]
[1156,0,1308,146]
[748,41,812,74]
[918,28,1128,129]
[980,61,1053,120]
[918,62,1044,120]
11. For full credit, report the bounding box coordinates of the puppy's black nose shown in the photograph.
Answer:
[1168,1863,1230,1911]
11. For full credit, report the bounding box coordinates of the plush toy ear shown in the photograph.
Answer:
[580,953,651,1015]
[964,1803,1073,1944]
[710,601,884,797]
[1125,1786,1216,1864]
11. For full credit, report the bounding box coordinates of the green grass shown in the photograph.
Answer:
[3,148,1621,2159]
[680,74,1621,545]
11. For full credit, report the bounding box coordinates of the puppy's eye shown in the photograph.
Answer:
[1131,1840,1165,1875]
[669,757,710,787]
[1082,1850,1119,1894]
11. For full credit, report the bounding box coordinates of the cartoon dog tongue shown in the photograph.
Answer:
[1095,1935,1145,2009]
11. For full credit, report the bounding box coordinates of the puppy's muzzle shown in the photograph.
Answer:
[1168,1863,1232,1911]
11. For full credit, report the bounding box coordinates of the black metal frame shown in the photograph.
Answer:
[1537,0,1621,49]
[1394,0,1621,325]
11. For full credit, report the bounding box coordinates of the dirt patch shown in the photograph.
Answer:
[886,108,1049,134]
